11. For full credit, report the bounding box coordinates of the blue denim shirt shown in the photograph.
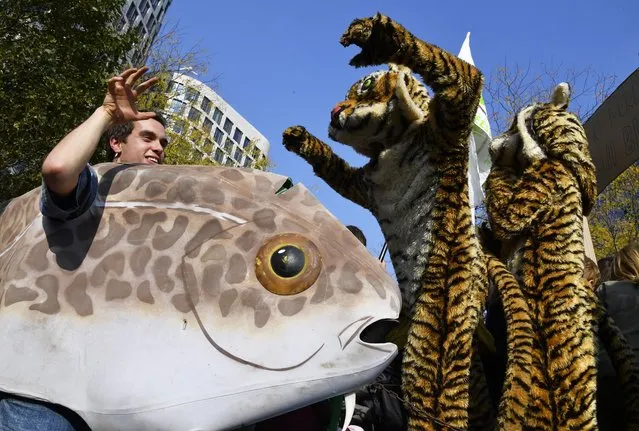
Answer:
[40,165,98,221]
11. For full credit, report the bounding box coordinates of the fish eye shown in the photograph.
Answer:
[255,233,322,295]
[361,77,374,91]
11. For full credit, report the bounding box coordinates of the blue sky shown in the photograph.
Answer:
[162,0,638,268]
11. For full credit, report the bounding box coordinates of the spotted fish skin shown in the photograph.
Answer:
[0,163,401,431]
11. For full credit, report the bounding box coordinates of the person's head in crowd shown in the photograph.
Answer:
[104,110,168,164]
[598,255,614,284]
[346,225,367,246]
[584,256,601,292]
[611,241,639,284]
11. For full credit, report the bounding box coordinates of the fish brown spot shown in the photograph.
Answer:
[30,275,60,314]
[153,256,174,292]
[235,230,258,252]
[202,264,224,297]
[104,169,137,195]
[130,246,152,276]
[26,239,49,271]
[253,209,276,232]
[185,219,225,257]
[278,297,306,316]
[172,261,199,313]
[220,169,244,181]
[219,289,238,317]
[201,244,227,262]
[201,186,224,205]
[128,212,167,245]
[106,279,132,301]
[171,293,192,313]
[366,274,387,299]
[338,261,363,293]
[301,190,320,207]
[4,285,38,307]
[310,270,333,304]
[90,252,125,286]
[226,253,247,284]
[241,288,270,328]
[312,211,332,226]
[123,209,140,225]
[145,181,167,198]
[167,177,197,203]
[254,175,273,193]
[137,169,178,190]
[277,186,299,201]
[232,197,256,210]
[65,273,93,316]
[88,215,126,258]
[153,215,188,250]
[137,281,154,304]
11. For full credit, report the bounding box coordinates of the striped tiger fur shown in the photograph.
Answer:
[485,82,600,429]
[484,251,535,429]
[282,13,492,430]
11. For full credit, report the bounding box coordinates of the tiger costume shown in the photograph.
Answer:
[282,13,493,430]
[485,82,603,429]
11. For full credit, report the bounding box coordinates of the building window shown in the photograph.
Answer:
[117,17,127,31]
[169,99,186,115]
[185,87,199,102]
[233,128,243,144]
[223,118,233,134]
[213,148,223,163]
[212,107,223,124]
[243,136,251,149]
[233,147,242,161]
[168,81,184,95]
[213,128,224,144]
[146,15,155,32]
[203,118,214,133]
[187,107,201,123]
[126,3,137,22]
[243,157,252,168]
[224,138,234,153]
[140,0,151,16]
[225,157,235,167]
[171,119,185,134]
[201,97,212,114]
[151,0,160,7]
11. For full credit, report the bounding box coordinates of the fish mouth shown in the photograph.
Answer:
[338,316,399,351]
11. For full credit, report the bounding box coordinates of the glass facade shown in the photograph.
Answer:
[163,74,269,169]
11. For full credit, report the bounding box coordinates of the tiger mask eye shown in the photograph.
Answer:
[255,233,322,295]
[361,77,375,91]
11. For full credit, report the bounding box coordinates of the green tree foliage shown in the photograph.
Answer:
[0,0,136,201]
[589,162,639,259]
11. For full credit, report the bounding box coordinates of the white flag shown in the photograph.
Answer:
[457,32,492,224]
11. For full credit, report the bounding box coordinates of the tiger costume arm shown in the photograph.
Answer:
[340,13,483,139]
[282,125,372,210]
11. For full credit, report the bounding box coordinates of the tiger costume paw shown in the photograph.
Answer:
[282,125,311,155]
[340,13,403,68]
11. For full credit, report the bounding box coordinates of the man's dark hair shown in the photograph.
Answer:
[103,110,167,161]
[346,225,367,246]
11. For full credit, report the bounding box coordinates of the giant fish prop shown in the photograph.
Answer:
[0,163,401,430]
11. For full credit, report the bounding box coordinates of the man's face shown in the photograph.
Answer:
[115,118,168,165]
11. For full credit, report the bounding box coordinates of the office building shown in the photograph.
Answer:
[165,73,270,169]
[117,0,173,64]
